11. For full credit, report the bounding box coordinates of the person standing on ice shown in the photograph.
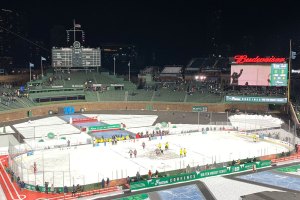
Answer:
[165,142,169,150]
[142,142,145,149]
[180,148,183,158]
[133,149,137,158]
[33,162,37,174]
[184,148,187,157]
[158,143,162,150]
[129,149,133,158]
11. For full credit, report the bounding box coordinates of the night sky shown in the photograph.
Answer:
[2,0,300,64]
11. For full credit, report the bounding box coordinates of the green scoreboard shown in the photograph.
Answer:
[270,63,288,86]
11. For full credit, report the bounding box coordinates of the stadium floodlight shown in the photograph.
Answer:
[291,51,296,59]
[200,76,206,80]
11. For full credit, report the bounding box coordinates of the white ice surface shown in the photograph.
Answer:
[10,114,290,188]
[16,131,288,187]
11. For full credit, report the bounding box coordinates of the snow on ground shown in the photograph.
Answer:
[229,114,283,130]
[201,176,281,200]
[15,130,288,187]
[13,116,80,139]
[0,126,14,134]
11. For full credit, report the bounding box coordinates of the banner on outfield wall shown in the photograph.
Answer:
[225,96,287,104]
[130,160,271,190]
[88,124,121,131]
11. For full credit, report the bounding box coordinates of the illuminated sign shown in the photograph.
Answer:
[225,96,287,104]
[270,63,288,86]
[234,55,285,64]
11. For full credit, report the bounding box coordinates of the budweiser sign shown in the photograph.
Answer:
[234,55,286,64]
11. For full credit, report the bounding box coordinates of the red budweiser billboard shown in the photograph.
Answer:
[234,55,286,64]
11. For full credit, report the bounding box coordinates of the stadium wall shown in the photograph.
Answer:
[0,101,268,122]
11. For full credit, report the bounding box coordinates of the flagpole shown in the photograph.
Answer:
[73,19,76,42]
[29,63,31,82]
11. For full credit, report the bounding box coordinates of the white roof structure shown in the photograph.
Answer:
[160,66,182,77]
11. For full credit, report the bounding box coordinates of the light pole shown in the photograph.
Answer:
[41,57,46,77]
[113,56,116,76]
[128,61,131,81]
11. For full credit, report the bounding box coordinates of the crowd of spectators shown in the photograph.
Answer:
[135,130,170,139]
[0,84,29,107]
[224,85,286,97]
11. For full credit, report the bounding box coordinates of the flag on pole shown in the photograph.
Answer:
[29,63,34,68]
[41,56,46,61]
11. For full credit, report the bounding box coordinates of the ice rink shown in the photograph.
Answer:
[14,130,288,187]
[10,113,291,187]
